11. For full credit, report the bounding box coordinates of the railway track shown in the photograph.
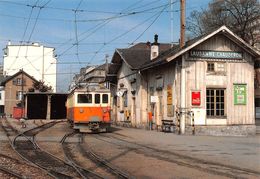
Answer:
[0,165,25,179]
[12,121,90,179]
[94,133,260,179]
[0,117,19,138]
[61,132,104,179]
[61,132,130,179]
[0,118,53,179]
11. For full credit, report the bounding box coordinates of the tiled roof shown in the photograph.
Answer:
[0,70,38,86]
[114,42,172,69]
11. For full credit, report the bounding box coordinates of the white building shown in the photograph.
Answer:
[3,42,57,92]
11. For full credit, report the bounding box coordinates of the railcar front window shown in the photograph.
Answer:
[102,94,109,104]
[78,94,92,103]
[95,94,100,104]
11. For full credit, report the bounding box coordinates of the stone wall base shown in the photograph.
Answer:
[113,121,256,136]
[185,125,256,136]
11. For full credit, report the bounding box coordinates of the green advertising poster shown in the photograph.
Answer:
[234,84,247,105]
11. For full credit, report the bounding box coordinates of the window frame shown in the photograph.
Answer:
[207,62,215,72]
[77,94,92,104]
[95,94,100,104]
[207,61,226,74]
[102,94,109,104]
[206,88,226,118]
[16,91,25,101]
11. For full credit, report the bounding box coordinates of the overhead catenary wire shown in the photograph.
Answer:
[3,0,149,71]
[3,0,174,70]
[1,0,183,92]
[57,0,153,58]
[86,1,175,65]
[0,0,166,14]
[0,1,179,23]
[57,0,176,59]
[5,0,54,87]
[73,0,83,67]
[23,0,53,84]
[6,0,40,72]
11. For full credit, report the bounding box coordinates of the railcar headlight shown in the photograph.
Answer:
[79,108,84,113]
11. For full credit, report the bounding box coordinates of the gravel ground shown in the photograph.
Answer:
[0,121,53,179]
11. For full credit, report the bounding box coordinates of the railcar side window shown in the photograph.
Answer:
[102,94,109,104]
[78,94,92,103]
[95,94,100,104]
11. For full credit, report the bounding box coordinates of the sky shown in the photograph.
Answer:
[0,0,211,92]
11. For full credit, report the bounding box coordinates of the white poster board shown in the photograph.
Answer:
[151,96,159,103]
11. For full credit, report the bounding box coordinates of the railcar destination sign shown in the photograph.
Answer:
[190,50,243,59]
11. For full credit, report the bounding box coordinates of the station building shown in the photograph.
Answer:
[109,26,260,135]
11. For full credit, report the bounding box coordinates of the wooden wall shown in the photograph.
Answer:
[186,34,255,125]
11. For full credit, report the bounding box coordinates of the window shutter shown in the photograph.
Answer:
[13,79,17,85]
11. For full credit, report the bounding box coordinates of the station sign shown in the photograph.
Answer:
[190,50,242,59]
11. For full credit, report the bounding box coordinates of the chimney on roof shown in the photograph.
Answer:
[151,34,160,60]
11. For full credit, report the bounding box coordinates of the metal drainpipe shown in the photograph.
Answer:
[180,55,186,134]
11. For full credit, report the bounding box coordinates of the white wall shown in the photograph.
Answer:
[0,87,5,105]
[3,43,57,92]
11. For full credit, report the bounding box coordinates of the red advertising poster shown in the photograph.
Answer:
[192,91,201,106]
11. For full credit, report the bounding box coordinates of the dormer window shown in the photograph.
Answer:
[152,52,157,58]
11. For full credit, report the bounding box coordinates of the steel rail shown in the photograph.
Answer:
[0,165,25,179]
[12,121,80,179]
[78,143,130,179]
[0,118,53,178]
[61,132,104,179]
[99,133,260,179]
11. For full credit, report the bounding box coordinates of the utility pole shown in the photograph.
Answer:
[105,54,109,89]
[180,0,185,48]
[42,46,45,81]
[170,0,174,47]
[180,0,186,134]
[105,54,109,74]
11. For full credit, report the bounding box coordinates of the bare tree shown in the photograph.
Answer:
[187,0,260,46]
[33,80,53,92]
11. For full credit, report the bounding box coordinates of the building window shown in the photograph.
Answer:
[206,88,225,117]
[217,63,225,72]
[207,62,226,73]
[16,91,24,101]
[78,94,92,103]
[17,78,22,85]
[13,78,26,86]
[123,91,128,107]
[207,62,215,72]
[156,76,163,90]
[152,52,157,58]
